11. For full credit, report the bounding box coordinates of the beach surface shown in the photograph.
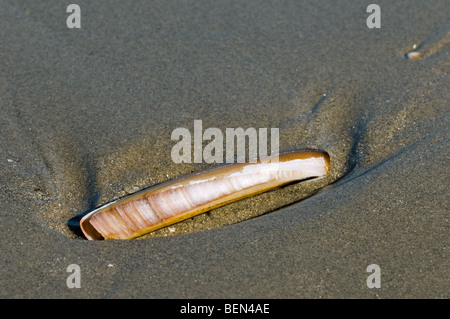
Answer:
[1,0,449,297]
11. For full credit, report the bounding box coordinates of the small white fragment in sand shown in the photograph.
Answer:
[406,51,422,60]
[7,159,13,163]
[413,44,417,49]
[107,264,114,268]
[123,185,140,194]
[168,227,176,232]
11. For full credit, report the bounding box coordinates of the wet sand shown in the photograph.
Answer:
[1,0,449,297]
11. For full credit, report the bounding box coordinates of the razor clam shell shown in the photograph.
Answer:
[80,150,330,240]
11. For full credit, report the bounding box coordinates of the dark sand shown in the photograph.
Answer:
[1,0,449,297]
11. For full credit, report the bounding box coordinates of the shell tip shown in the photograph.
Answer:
[80,215,104,240]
